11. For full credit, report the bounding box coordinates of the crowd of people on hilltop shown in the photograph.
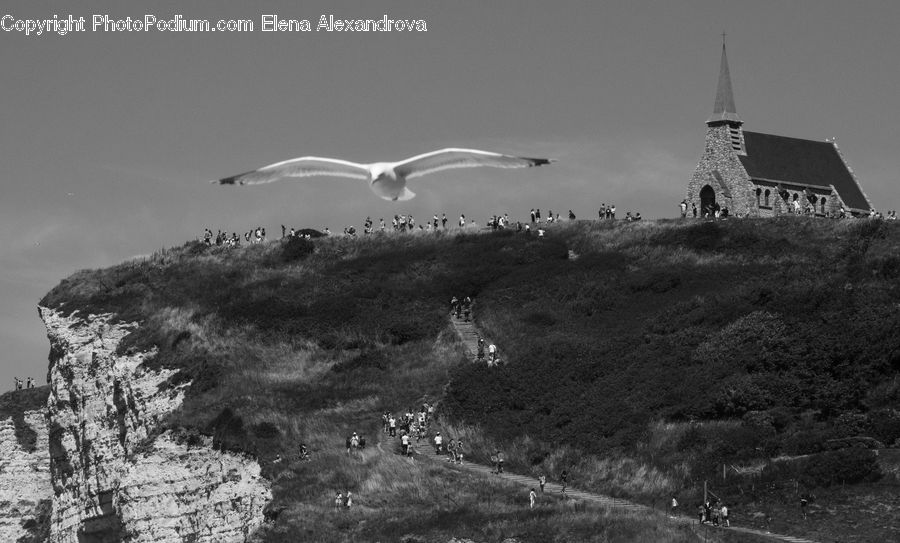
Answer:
[12,376,37,391]
[203,227,268,247]
[198,203,650,247]
[680,197,898,221]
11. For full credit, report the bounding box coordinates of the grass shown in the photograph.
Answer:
[39,218,900,542]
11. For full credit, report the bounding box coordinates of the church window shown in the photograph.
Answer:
[792,193,799,202]
[756,188,762,206]
[764,189,770,206]
[820,197,826,214]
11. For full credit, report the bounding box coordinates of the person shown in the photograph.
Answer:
[529,488,537,509]
[704,501,711,524]
[335,492,343,510]
[345,491,353,509]
[14,377,23,390]
[680,200,687,218]
[459,214,466,228]
[536,209,542,223]
[450,296,459,317]
[477,337,485,361]
[455,439,464,464]
[671,496,678,518]
[382,412,389,433]
[495,450,504,474]
[26,377,34,389]
[530,208,536,224]
[462,296,472,322]
[712,502,720,526]
[442,213,447,228]
[389,414,396,437]
[299,443,309,461]
[610,204,616,219]
[800,495,808,520]
[721,503,729,527]
[539,474,546,493]
[488,343,497,365]
[447,438,456,462]
[560,470,568,495]
[434,432,443,454]
[568,210,575,220]
[697,503,705,524]
[692,202,697,218]
[433,214,439,229]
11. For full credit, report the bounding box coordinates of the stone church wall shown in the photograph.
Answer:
[687,124,757,217]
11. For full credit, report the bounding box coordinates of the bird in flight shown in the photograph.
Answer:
[212,148,555,201]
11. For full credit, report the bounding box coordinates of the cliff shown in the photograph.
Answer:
[37,307,271,542]
[0,386,51,543]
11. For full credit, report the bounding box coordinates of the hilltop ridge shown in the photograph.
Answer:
[32,217,900,542]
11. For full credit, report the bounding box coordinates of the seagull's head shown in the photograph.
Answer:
[368,163,396,182]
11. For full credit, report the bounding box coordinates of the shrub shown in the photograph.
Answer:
[277,236,315,263]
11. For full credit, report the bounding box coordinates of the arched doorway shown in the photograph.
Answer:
[700,185,716,217]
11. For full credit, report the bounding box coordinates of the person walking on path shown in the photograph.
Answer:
[800,495,808,520]
[494,450,504,474]
[529,488,537,509]
[455,439,464,464]
[477,337,485,361]
[334,492,343,510]
[488,343,497,365]
[539,474,546,494]
[671,496,678,518]
[345,491,353,510]
[560,470,568,496]
[447,438,456,462]
[389,415,396,437]
[697,503,705,524]
[721,503,730,527]
[434,432,443,454]
[401,432,410,456]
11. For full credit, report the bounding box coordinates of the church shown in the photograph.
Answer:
[687,42,872,218]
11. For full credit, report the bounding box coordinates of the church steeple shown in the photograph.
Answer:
[706,37,742,126]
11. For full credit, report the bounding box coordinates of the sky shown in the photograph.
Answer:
[1,0,898,388]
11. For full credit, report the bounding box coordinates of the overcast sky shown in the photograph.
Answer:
[2,0,898,388]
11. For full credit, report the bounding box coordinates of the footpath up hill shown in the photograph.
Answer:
[39,217,900,542]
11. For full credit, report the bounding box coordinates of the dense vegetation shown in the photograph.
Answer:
[38,217,900,542]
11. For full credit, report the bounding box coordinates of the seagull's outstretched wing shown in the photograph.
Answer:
[213,157,370,185]
[394,148,555,181]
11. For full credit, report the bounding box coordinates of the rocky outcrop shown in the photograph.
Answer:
[0,387,52,543]
[40,308,270,543]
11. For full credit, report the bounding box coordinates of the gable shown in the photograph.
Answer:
[738,132,870,210]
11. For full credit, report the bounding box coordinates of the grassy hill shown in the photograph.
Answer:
[40,218,900,542]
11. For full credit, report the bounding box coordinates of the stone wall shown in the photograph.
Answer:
[687,124,758,217]
[0,387,51,543]
[40,308,271,543]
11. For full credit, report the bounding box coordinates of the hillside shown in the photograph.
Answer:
[38,217,900,542]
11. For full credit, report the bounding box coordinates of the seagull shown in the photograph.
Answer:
[212,148,555,201]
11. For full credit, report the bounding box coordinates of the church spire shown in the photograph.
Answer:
[706,37,742,125]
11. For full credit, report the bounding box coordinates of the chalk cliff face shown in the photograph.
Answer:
[0,389,51,543]
[39,307,271,543]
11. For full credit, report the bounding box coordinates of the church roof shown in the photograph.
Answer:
[738,131,871,210]
[707,43,742,125]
